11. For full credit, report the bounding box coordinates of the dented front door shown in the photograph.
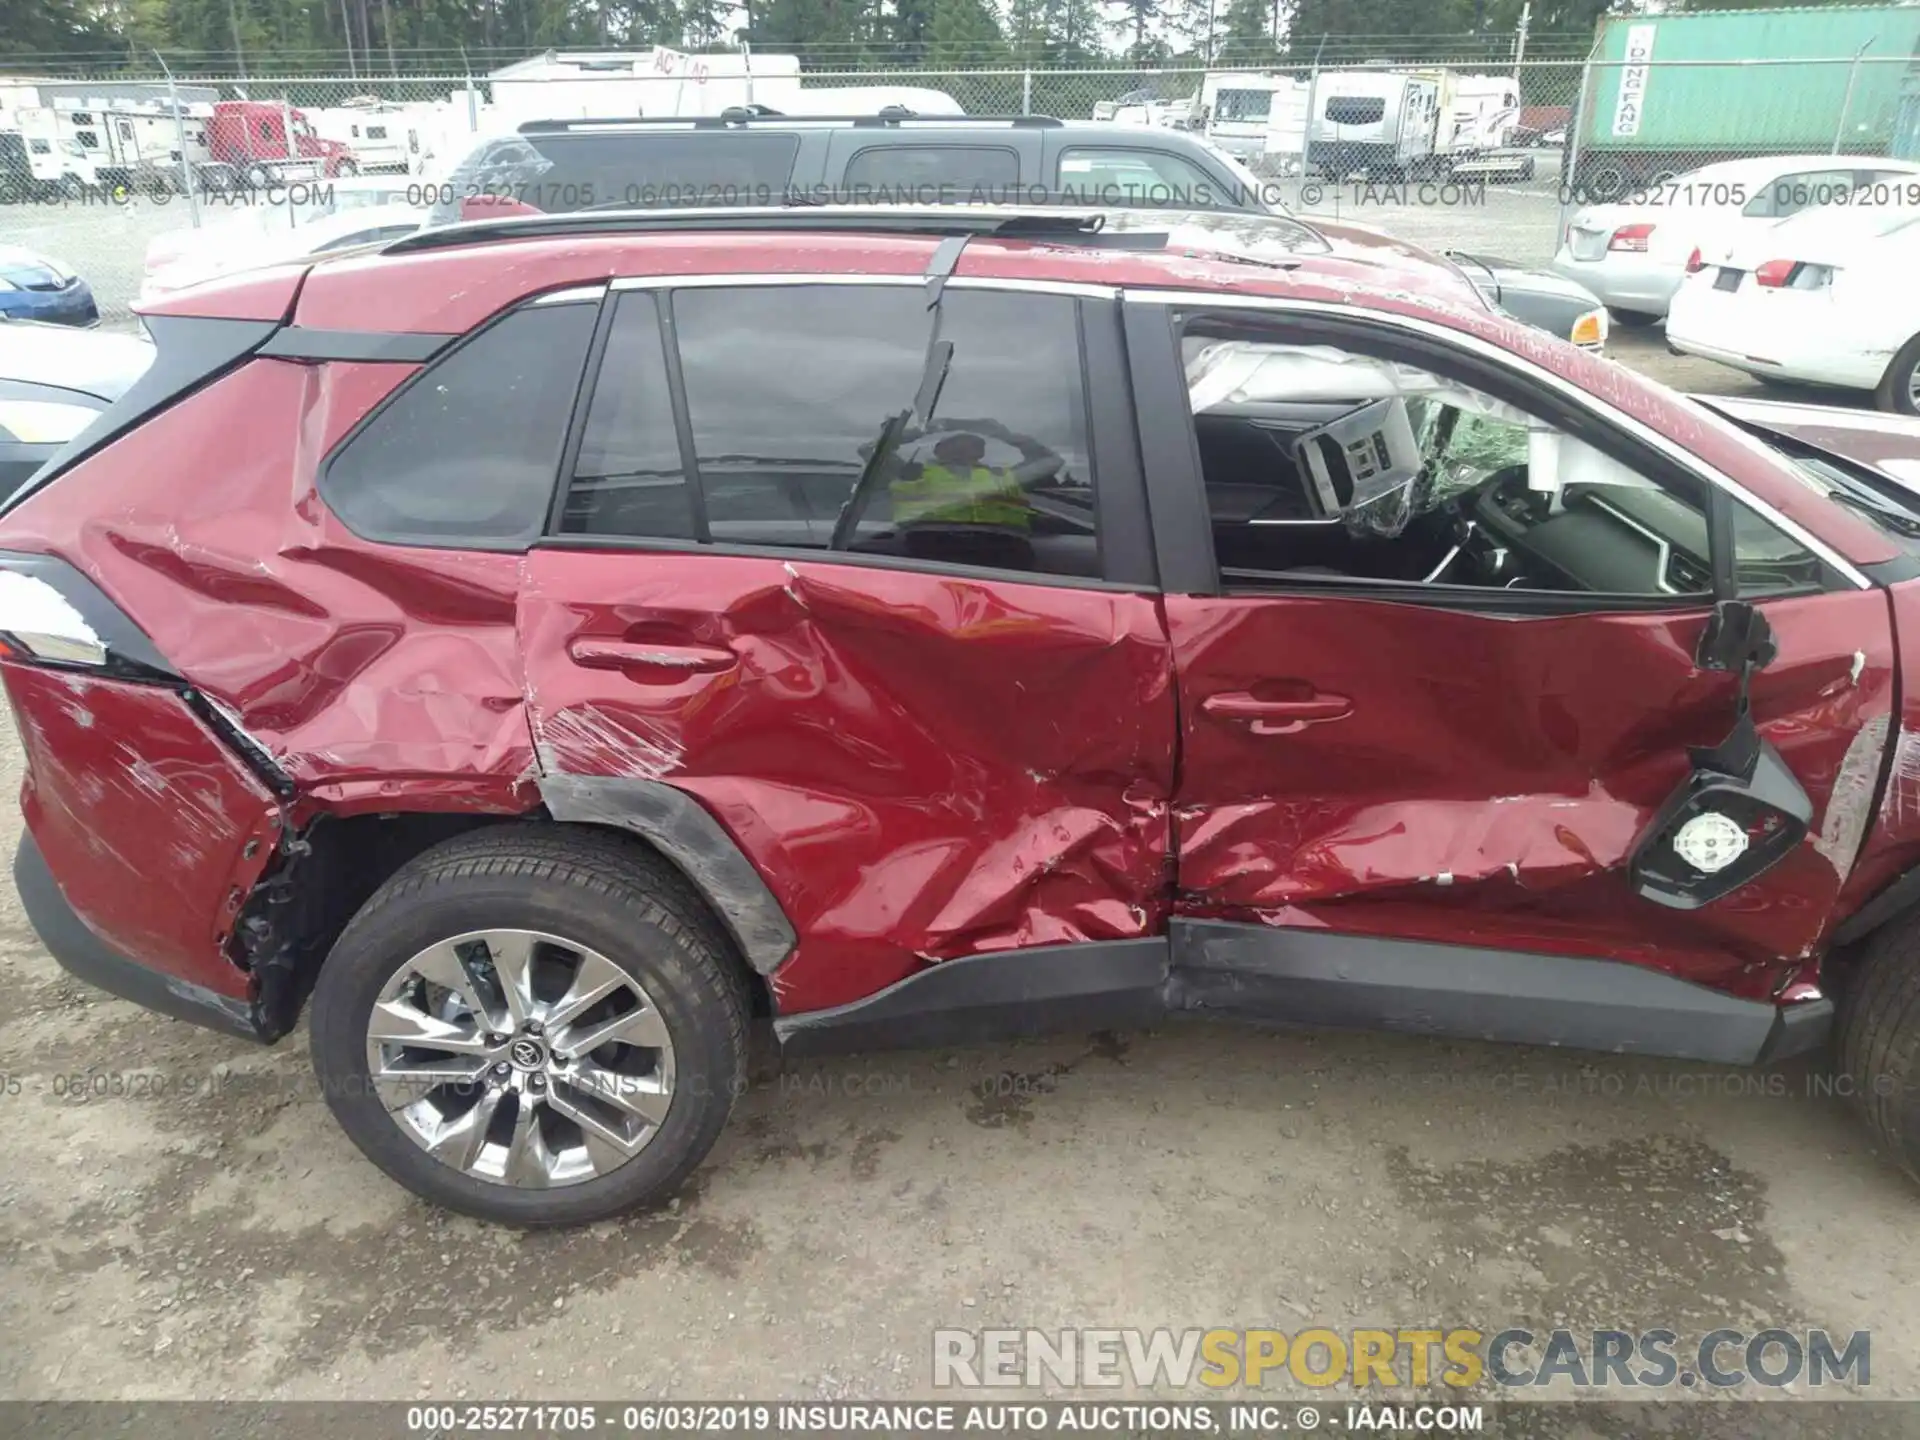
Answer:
[1165,587,1896,999]
[517,280,1176,1015]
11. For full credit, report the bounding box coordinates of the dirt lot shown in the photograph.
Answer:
[0,296,1912,1417]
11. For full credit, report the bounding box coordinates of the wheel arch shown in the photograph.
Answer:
[251,783,790,1039]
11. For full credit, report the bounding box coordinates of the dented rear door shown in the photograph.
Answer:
[519,279,1177,1014]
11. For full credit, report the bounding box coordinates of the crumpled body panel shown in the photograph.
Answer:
[5,664,280,998]
[0,360,539,817]
[518,550,1177,1011]
[1166,587,1895,1001]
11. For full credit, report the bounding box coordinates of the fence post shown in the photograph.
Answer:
[1557,43,1598,237]
[1834,41,1874,155]
[153,49,200,229]
[1298,36,1325,183]
[1022,69,1032,116]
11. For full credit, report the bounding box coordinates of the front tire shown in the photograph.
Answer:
[1836,912,1920,1186]
[1874,334,1920,416]
[309,825,750,1226]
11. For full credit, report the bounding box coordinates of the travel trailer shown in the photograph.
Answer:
[1301,69,1529,180]
[308,100,422,173]
[489,47,806,124]
[488,48,959,125]
[1201,73,1309,166]
[13,96,220,196]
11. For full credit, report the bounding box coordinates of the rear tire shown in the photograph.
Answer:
[1835,912,1920,1186]
[309,824,750,1226]
[1874,334,1920,416]
[1608,308,1661,329]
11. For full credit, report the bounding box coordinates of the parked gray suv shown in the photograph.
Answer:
[424,114,1608,348]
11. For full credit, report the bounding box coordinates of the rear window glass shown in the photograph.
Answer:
[840,145,1020,198]
[321,300,597,547]
[430,131,801,222]
[1325,97,1386,126]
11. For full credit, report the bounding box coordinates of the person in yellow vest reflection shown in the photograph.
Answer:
[889,429,1037,569]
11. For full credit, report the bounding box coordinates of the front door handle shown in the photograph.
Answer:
[1203,689,1352,734]
[567,637,736,676]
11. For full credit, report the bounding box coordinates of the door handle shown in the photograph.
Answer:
[1202,689,1352,734]
[567,637,736,675]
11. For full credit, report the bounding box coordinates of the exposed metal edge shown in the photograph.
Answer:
[256,328,455,364]
[773,938,1170,1054]
[1118,289,1875,592]
[1169,920,1786,1065]
[537,773,796,975]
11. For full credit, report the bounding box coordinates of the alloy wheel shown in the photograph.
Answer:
[364,929,675,1188]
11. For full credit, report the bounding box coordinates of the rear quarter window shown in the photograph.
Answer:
[320,299,598,548]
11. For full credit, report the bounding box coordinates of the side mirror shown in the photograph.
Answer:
[1629,599,1811,911]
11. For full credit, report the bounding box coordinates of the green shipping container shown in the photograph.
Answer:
[1584,4,1920,154]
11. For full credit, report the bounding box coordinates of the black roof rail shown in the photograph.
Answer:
[381,205,1172,257]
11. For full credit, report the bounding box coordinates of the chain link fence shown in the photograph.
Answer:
[2,54,1916,324]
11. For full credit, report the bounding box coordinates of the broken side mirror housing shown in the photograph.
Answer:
[1629,600,1812,910]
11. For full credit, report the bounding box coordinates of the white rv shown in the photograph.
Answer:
[489,47,807,125]
[307,100,422,173]
[15,96,219,195]
[1201,73,1308,167]
[1304,69,1531,181]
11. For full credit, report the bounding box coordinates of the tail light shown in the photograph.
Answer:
[1753,260,1835,290]
[1609,223,1654,252]
[1685,247,1704,273]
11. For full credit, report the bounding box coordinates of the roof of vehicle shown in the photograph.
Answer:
[0,319,153,401]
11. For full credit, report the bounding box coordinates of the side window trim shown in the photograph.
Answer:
[1120,290,1869,598]
[545,277,1145,588]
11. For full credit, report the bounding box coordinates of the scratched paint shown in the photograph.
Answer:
[1814,714,1892,877]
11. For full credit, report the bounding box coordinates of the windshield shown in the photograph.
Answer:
[1757,436,1920,552]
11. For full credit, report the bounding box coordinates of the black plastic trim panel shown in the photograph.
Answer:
[1169,920,1796,1065]
[775,939,1168,1055]
[257,328,455,364]
[538,774,797,975]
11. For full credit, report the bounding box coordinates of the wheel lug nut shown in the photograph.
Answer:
[529,1073,545,1090]
[493,1062,510,1076]
[525,1020,543,1036]
[488,1034,508,1046]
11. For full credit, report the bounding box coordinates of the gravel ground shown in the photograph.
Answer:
[0,179,1910,1418]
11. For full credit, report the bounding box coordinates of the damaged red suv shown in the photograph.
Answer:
[9,206,1920,1225]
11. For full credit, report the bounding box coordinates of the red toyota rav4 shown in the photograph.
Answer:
[8,207,1920,1225]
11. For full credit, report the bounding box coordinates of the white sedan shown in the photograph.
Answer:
[140,176,425,302]
[1667,205,1920,413]
[1549,155,1920,324]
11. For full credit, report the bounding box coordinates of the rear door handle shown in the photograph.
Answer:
[1202,689,1352,734]
[567,637,736,675]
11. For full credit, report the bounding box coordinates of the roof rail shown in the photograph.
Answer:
[515,113,1066,135]
[382,204,1169,257]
